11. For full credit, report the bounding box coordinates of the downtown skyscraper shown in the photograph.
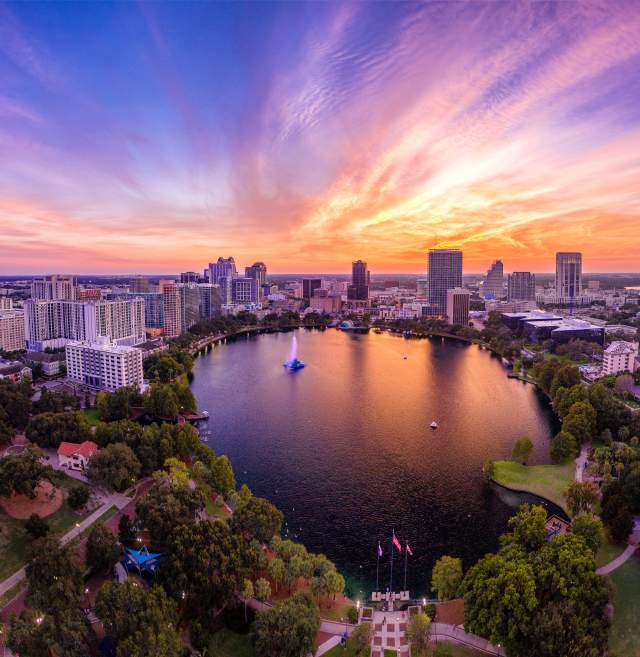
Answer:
[347,260,370,301]
[555,252,582,302]
[428,249,463,316]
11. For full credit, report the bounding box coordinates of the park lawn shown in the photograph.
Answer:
[430,643,495,657]
[492,460,574,513]
[608,556,640,657]
[0,474,91,580]
[82,407,101,426]
[324,641,358,657]
[206,628,254,657]
[595,534,625,569]
[319,599,356,621]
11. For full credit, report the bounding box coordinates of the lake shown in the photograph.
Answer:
[190,329,557,598]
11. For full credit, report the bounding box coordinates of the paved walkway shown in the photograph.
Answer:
[432,622,506,655]
[596,543,638,575]
[0,492,130,598]
[575,442,590,482]
[371,610,409,657]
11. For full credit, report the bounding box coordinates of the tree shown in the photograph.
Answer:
[160,520,247,619]
[96,582,183,657]
[550,364,581,398]
[570,513,604,554]
[268,557,286,593]
[87,443,141,491]
[144,384,179,419]
[24,513,49,539]
[8,608,89,657]
[25,536,84,614]
[25,411,91,448]
[118,513,136,547]
[0,419,13,446]
[67,484,90,510]
[615,374,635,397]
[565,481,599,516]
[350,622,373,656]
[86,523,120,574]
[251,591,320,657]
[463,506,609,657]
[242,579,254,621]
[431,555,463,601]
[505,503,547,551]
[0,446,53,499]
[482,459,495,482]
[406,612,432,655]
[254,577,272,602]
[145,354,184,383]
[562,401,596,444]
[512,436,534,465]
[230,496,283,543]
[610,507,633,543]
[550,430,577,462]
[210,454,236,493]
[96,387,141,422]
[136,482,205,544]
[0,379,32,429]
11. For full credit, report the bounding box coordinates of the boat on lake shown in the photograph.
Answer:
[430,421,439,429]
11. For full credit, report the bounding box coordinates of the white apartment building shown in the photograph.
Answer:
[602,341,639,377]
[24,298,145,351]
[0,310,25,352]
[65,338,145,391]
[31,275,77,300]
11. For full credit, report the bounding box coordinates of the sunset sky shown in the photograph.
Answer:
[1,1,639,274]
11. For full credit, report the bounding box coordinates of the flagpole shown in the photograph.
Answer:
[376,542,380,591]
[389,531,394,593]
[403,543,408,591]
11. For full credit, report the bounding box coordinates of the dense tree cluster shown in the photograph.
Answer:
[144,382,197,420]
[96,385,144,421]
[463,504,609,657]
[87,443,141,491]
[0,446,54,498]
[0,379,32,430]
[33,389,80,414]
[25,411,91,448]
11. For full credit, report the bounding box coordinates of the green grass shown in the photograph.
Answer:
[595,534,625,569]
[492,460,574,512]
[608,556,640,657]
[318,600,355,621]
[0,474,91,580]
[324,641,358,657]
[431,643,494,657]
[206,629,255,657]
[82,407,101,426]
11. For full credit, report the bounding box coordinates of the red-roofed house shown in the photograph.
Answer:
[57,441,98,471]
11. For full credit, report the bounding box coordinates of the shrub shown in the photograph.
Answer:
[67,485,90,510]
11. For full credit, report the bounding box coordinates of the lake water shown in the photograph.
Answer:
[190,329,557,598]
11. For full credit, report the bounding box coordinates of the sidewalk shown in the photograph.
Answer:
[596,543,638,575]
[0,492,130,598]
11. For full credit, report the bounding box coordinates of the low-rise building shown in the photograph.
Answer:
[0,359,31,382]
[446,288,470,326]
[57,440,98,471]
[24,351,66,377]
[602,341,639,376]
[65,338,144,391]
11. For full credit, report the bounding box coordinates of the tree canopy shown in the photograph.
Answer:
[87,442,141,492]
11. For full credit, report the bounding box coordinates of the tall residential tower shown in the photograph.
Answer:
[428,249,463,316]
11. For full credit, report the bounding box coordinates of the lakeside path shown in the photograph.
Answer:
[597,544,638,575]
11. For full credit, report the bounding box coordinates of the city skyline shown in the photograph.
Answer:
[2,2,640,274]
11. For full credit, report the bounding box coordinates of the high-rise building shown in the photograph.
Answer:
[0,310,25,352]
[508,272,536,301]
[231,277,258,304]
[416,279,428,299]
[0,298,12,311]
[129,276,150,294]
[245,262,267,287]
[483,260,504,298]
[77,288,101,301]
[161,283,183,337]
[446,288,470,326]
[198,284,222,320]
[208,257,237,285]
[302,279,322,301]
[179,284,201,330]
[347,260,370,301]
[66,338,144,391]
[24,298,145,351]
[428,249,463,316]
[31,275,76,301]
[180,271,199,284]
[555,252,582,301]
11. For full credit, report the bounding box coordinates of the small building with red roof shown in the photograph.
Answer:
[57,441,99,471]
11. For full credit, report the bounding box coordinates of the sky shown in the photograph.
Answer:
[1,1,640,275]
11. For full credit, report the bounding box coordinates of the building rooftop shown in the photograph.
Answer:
[66,338,140,354]
[57,441,98,458]
[25,351,66,363]
[605,341,638,355]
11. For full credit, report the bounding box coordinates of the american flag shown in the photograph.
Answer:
[392,532,402,552]
[406,542,413,556]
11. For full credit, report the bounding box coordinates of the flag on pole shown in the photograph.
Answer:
[406,543,413,556]
[392,532,402,553]
[378,542,383,558]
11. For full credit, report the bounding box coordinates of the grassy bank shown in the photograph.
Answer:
[206,628,254,657]
[608,556,640,657]
[492,460,574,513]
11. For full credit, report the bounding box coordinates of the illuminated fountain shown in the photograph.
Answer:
[283,334,305,370]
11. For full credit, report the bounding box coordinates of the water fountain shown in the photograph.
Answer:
[283,334,305,370]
